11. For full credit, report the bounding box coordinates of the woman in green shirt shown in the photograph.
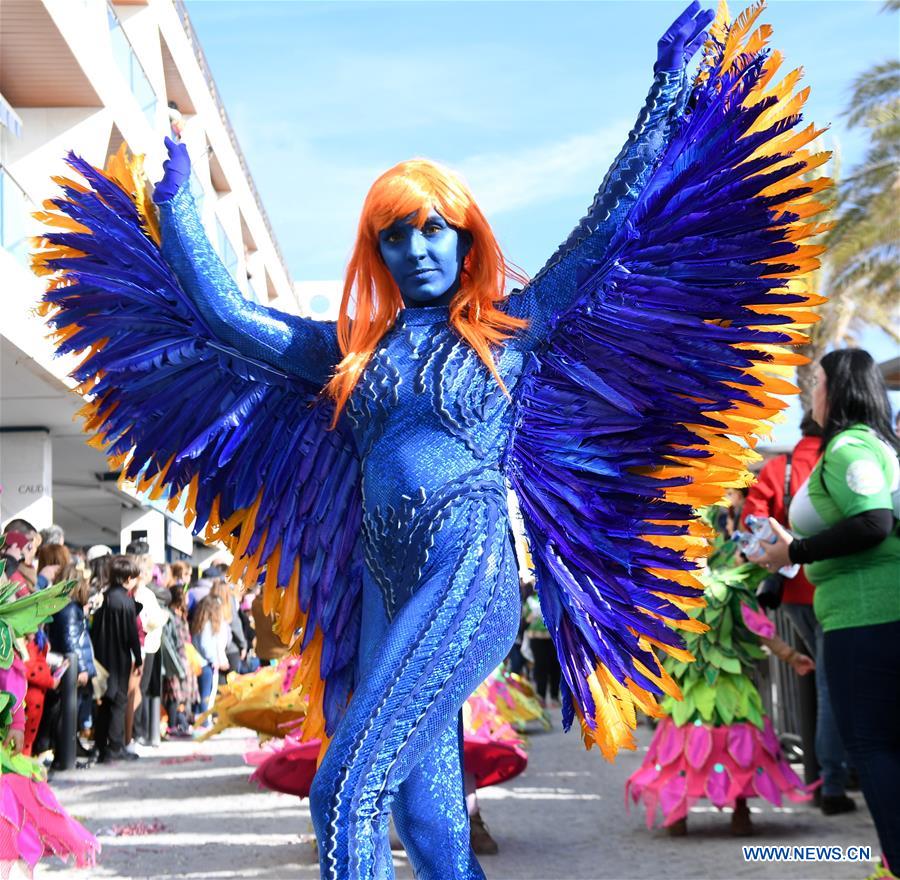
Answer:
[753,349,900,879]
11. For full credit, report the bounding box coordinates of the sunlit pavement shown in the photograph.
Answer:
[38,714,879,880]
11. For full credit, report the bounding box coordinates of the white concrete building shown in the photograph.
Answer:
[0,0,297,560]
[294,280,342,322]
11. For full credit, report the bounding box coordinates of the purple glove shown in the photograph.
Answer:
[152,136,191,204]
[655,1,715,73]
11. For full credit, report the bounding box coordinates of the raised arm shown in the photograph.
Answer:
[507,2,713,344]
[153,139,340,387]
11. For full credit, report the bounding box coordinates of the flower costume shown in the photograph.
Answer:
[0,574,98,874]
[625,536,812,828]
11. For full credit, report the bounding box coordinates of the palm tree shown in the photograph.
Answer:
[795,1,899,407]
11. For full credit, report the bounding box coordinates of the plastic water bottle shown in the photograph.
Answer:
[741,515,800,578]
[732,527,761,560]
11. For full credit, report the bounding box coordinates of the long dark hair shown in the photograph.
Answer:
[820,349,900,453]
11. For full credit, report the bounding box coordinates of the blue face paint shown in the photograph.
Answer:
[378,211,470,308]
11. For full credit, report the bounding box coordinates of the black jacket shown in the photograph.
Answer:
[48,600,97,679]
[91,585,142,701]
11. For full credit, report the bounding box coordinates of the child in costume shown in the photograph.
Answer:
[21,636,56,758]
[460,669,548,855]
[626,518,815,833]
[0,561,98,874]
[198,659,542,857]
[33,2,831,876]
[0,532,38,600]
[197,660,543,787]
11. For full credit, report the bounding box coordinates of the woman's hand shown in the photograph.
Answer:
[656,1,715,72]
[748,517,794,573]
[791,653,815,676]
[153,136,191,204]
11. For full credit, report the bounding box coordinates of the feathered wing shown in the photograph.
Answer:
[32,150,363,742]
[507,1,830,759]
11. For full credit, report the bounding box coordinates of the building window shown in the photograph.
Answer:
[108,5,157,127]
[0,166,29,264]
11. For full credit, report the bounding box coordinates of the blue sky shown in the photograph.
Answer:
[185,0,898,440]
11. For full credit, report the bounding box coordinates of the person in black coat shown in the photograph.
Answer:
[91,556,142,762]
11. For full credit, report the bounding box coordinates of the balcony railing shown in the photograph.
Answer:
[108,4,157,127]
[0,165,32,264]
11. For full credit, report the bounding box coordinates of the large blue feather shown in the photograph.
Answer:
[509,33,824,744]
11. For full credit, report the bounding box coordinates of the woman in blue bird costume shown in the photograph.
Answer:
[32,2,833,877]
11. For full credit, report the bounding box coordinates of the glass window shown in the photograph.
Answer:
[0,167,29,264]
[108,5,158,127]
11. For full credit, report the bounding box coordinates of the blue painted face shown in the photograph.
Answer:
[378,211,470,307]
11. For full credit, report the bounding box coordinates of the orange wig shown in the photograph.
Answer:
[325,159,527,420]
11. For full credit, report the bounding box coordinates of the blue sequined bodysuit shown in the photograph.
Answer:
[157,68,684,880]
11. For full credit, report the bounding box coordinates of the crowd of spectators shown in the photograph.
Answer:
[0,525,265,769]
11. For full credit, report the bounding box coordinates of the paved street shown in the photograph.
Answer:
[38,714,879,880]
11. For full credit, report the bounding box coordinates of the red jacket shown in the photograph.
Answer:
[742,434,822,605]
[23,639,55,756]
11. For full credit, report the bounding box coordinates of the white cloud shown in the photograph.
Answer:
[458,121,631,216]
[230,95,633,280]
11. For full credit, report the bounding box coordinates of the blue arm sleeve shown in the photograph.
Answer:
[156,182,341,387]
[507,67,688,347]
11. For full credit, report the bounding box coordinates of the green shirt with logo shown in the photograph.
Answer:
[789,424,900,632]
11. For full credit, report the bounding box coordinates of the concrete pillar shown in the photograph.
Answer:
[0,429,52,528]
[165,517,194,558]
[120,506,165,561]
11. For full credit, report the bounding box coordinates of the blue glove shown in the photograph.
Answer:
[655,1,715,73]
[152,136,191,204]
